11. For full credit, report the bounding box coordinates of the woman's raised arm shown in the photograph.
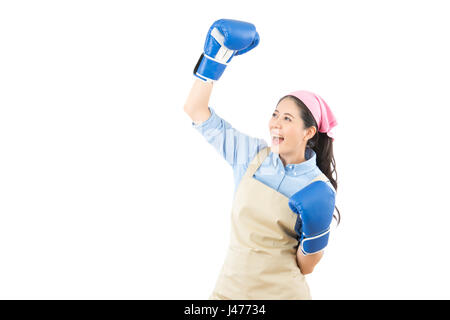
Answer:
[184,78,213,125]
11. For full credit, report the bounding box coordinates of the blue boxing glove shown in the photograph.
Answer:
[288,181,336,255]
[193,19,260,82]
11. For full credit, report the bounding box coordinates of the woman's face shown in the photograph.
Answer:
[268,98,316,157]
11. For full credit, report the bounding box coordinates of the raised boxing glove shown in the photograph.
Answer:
[193,19,260,82]
[288,181,335,255]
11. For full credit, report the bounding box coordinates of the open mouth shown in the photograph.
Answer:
[272,136,285,145]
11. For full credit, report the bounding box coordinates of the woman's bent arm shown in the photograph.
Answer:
[296,249,324,275]
[184,79,213,124]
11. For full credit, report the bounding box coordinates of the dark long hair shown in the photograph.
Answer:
[279,95,341,225]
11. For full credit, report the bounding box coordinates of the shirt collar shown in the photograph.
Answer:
[272,147,317,176]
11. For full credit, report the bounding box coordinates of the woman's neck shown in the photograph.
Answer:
[279,149,306,167]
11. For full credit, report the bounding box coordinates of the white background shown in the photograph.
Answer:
[1,0,449,299]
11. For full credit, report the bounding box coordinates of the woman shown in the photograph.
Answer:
[184,19,340,300]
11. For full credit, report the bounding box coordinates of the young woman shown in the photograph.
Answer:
[184,19,340,300]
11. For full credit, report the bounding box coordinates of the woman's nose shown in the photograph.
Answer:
[272,118,282,128]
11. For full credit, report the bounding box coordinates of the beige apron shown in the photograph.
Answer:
[209,146,329,300]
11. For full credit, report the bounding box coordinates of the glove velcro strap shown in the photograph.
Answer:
[193,53,228,82]
[300,228,330,256]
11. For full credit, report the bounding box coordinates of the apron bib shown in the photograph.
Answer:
[209,147,329,300]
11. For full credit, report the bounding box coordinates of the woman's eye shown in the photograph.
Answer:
[272,113,277,118]
[284,117,292,121]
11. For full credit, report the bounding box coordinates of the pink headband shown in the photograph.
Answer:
[288,90,338,140]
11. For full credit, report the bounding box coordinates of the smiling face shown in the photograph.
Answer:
[268,97,317,164]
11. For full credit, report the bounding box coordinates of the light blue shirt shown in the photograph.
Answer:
[192,107,334,199]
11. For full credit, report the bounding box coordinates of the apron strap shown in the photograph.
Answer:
[244,146,271,178]
[310,172,328,183]
[309,172,336,193]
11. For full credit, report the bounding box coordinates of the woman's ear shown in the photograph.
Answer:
[304,126,317,141]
